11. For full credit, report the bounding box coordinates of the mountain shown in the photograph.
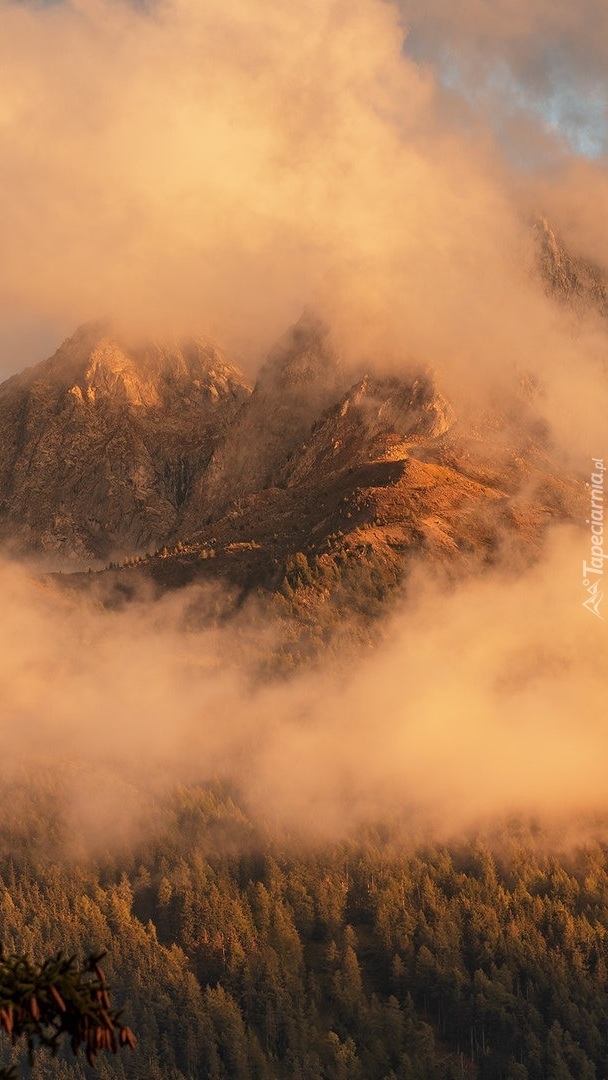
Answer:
[535,216,608,315]
[0,322,249,560]
[51,355,580,663]
[179,311,347,527]
[0,228,590,623]
[102,366,576,618]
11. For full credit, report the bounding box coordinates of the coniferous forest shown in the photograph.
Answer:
[2,782,608,1080]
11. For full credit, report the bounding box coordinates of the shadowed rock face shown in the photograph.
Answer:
[0,323,250,561]
[180,311,347,526]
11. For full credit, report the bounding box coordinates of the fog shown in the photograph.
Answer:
[0,0,607,849]
[0,524,604,851]
[0,0,606,432]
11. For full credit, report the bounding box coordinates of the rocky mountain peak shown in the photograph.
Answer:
[77,338,160,408]
[279,370,455,488]
[535,215,608,315]
[181,312,348,522]
[345,372,454,439]
[0,324,250,561]
[258,309,340,392]
[0,302,583,582]
[33,325,249,412]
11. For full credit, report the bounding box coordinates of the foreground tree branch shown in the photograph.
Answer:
[0,949,135,1077]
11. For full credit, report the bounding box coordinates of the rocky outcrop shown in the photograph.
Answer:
[180,311,346,525]
[0,323,250,561]
[279,372,455,487]
[535,216,608,316]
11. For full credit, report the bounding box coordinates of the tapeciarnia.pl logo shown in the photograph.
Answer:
[582,457,606,620]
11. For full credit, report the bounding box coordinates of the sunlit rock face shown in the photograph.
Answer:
[0,322,250,561]
[278,372,455,487]
[0,253,587,589]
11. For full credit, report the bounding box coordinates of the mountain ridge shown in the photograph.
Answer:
[0,220,597,624]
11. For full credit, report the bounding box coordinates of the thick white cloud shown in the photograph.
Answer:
[0,0,605,399]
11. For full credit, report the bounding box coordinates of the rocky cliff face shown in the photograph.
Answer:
[0,256,588,608]
[535,216,608,315]
[278,373,455,488]
[0,323,250,560]
[181,311,346,526]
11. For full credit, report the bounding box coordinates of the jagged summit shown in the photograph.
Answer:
[535,216,608,315]
[259,309,340,388]
[279,373,455,488]
[16,321,245,408]
[180,311,347,524]
[0,304,584,598]
[0,323,250,560]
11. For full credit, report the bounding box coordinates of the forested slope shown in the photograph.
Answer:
[1,784,607,1079]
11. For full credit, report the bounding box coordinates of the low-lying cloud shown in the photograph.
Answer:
[0,525,604,851]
